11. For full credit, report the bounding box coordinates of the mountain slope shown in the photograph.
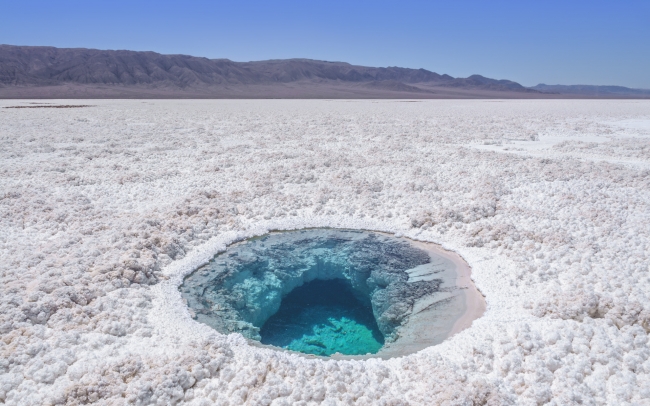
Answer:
[442,75,538,92]
[0,45,547,98]
[20,45,650,98]
[240,59,452,83]
[0,45,260,87]
[4,45,649,99]
[0,45,458,88]
[531,84,650,96]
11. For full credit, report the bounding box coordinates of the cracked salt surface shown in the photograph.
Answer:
[1,100,650,404]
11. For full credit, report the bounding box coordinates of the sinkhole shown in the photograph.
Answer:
[180,229,484,358]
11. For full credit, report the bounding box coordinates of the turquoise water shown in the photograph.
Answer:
[180,229,441,357]
[259,279,384,356]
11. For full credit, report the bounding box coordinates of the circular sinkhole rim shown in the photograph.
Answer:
[178,227,486,361]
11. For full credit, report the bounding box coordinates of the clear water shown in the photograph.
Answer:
[260,279,384,356]
[180,229,447,356]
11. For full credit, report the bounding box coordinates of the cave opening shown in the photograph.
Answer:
[259,278,384,356]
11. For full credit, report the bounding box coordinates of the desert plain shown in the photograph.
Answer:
[1,99,649,405]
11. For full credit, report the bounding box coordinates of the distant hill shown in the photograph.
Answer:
[1,45,646,99]
[0,45,546,99]
[437,74,536,93]
[0,45,260,87]
[531,84,650,97]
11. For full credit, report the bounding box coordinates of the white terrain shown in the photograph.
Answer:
[1,99,649,405]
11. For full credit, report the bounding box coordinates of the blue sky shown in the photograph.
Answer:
[1,0,649,88]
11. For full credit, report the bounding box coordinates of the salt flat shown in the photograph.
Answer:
[1,100,649,405]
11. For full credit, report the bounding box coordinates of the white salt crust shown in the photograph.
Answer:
[1,100,649,405]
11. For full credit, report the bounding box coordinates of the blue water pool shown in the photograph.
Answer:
[180,229,460,357]
[260,278,384,356]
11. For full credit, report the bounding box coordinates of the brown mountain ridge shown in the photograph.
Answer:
[1,45,647,98]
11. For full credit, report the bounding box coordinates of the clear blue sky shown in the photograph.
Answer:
[2,0,649,88]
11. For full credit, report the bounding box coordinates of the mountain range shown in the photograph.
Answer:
[0,45,647,99]
[530,84,650,97]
